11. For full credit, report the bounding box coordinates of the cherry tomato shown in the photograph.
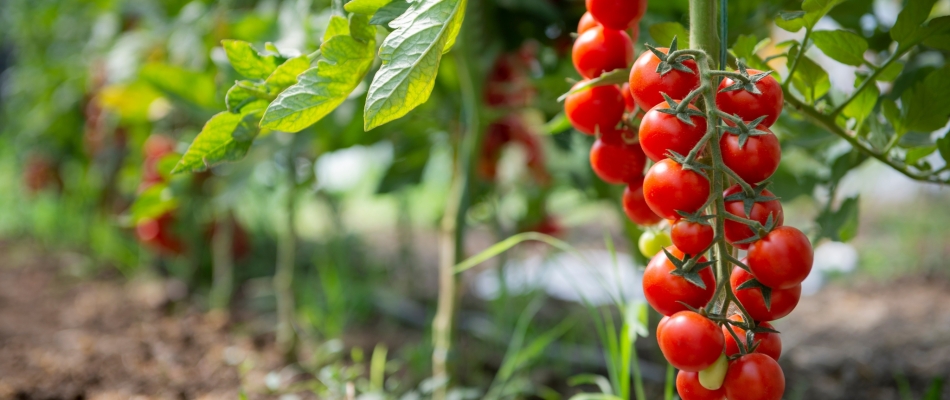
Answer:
[671,219,714,255]
[643,159,710,220]
[716,69,784,128]
[659,311,724,371]
[657,315,670,341]
[643,246,715,316]
[590,130,646,184]
[621,82,636,113]
[722,314,782,361]
[639,102,706,162]
[723,353,786,400]
[622,183,663,226]
[730,266,801,322]
[564,82,625,135]
[638,230,672,258]
[628,47,701,112]
[578,11,599,34]
[136,212,185,256]
[747,226,813,289]
[585,0,646,31]
[572,25,634,79]
[722,185,784,249]
[720,124,781,185]
[677,370,726,400]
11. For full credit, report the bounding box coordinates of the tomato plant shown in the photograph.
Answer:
[642,247,715,316]
[658,310,724,371]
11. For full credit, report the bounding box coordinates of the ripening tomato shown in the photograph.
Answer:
[659,311,725,371]
[677,370,726,400]
[722,314,782,361]
[730,266,801,322]
[621,82,636,113]
[572,25,634,79]
[564,82,625,135]
[136,212,185,256]
[723,353,786,400]
[629,48,701,112]
[639,230,672,258]
[720,125,781,185]
[671,219,714,255]
[747,226,813,289]
[639,102,707,162]
[585,0,646,31]
[622,183,663,226]
[578,12,599,34]
[716,69,784,128]
[643,247,715,316]
[589,131,646,184]
[643,159,710,220]
[722,185,784,249]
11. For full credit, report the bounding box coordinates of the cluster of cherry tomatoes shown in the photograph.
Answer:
[564,1,814,398]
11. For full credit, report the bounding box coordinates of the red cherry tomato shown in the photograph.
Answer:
[722,314,782,361]
[677,370,726,400]
[730,266,801,322]
[747,226,813,289]
[716,69,784,128]
[589,129,646,185]
[638,102,707,162]
[723,353,786,400]
[628,47,701,112]
[659,310,725,371]
[720,124,781,185]
[578,11,599,34]
[572,25,634,79]
[643,159,710,220]
[585,0,647,31]
[671,219,714,255]
[622,183,663,226]
[722,185,784,249]
[564,82,625,135]
[136,212,185,256]
[642,247,715,316]
[621,82,636,113]
[657,315,670,341]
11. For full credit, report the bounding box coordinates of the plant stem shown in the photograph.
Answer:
[689,0,719,69]
[831,51,901,117]
[275,152,298,363]
[782,29,811,91]
[432,23,484,400]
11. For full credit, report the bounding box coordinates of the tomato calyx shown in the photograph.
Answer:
[645,37,696,76]
[656,93,706,126]
[662,247,717,290]
[723,182,778,220]
[719,113,769,150]
[735,277,774,310]
[717,63,772,95]
[722,316,781,358]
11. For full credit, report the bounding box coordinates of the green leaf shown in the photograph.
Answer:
[891,0,939,44]
[221,40,281,80]
[881,98,906,136]
[775,11,805,32]
[648,22,689,49]
[842,80,878,123]
[731,34,770,62]
[324,15,350,41]
[172,100,268,174]
[811,30,868,66]
[345,0,393,14]
[264,55,311,89]
[262,16,377,133]
[922,33,950,51]
[802,0,845,30]
[788,48,830,103]
[876,62,903,82]
[370,0,411,27]
[543,112,572,135]
[937,133,950,163]
[817,195,860,242]
[140,63,218,109]
[624,300,649,339]
[906,145,937,165]
[363,0,466,130]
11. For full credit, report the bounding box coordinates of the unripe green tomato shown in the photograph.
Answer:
[699,352,729,390]
[638,230,671,258]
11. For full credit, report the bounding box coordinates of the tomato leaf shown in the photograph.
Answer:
[875,61,903,82]
[344,0,393,15]
[787,47,830,103]
[902,65,950,133]
[842,79,878,124]
[937,133,950,164]
[648,22,690,49]
[730,34,770,63]
[905,145,937,165]
[363,0,466,130]
[261,15,377,133]
[817,195,860,242]
[221,40,281,80]
[802,0,845,30]
[172,100,268,174]
[370,0,411,27]
[811,30,868,66]
[774,11,805,32]
[891,0,939,45]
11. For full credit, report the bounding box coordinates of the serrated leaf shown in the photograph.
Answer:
[345,0,393,14]
[363,0,466,130]
[262,16,377,133]
[876,61,903,82]
[891,0,939,44]
[649,23,690,49]
[226,81,270,113]
[775,11,805,32]
[264,55,311,89]
[811,30,868,66]
[172,100,268,174]
[787,48,830,103]
[221,40,281,80]
[140,63,218,109]
[842,80,878,123]
[370,0,412,27]
[902,65,950,133]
